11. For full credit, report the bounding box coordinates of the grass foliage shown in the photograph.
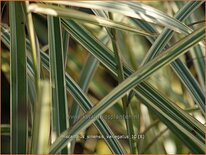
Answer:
[1,1,205,154]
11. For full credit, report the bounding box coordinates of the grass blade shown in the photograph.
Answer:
[2,22,204,153]
[109,12,137,154]
[190,45,205,90]
[133,1,205,113]
[30,81,51,153]
[64,73,126,154]
[141,1,203,65]
[25,1,40,91]
[47,16,69,153]
[133,82,204,153]
[49,27,205,153]
[47,1,191,34]
[1,10,204,151]
[40,53,126,154]
[62,29,69,67]
[24,2,43,153]
[1,26,126,154]
[176,1,205,90]
[69,54,98,153]
[28,3,156,36]
[36,45,126,154]
[60,20,205,153]
[9,2,28,153]
[69,54,98,125]
[39,49,126,153]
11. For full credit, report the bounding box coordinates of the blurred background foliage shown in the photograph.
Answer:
[1,1,205,154]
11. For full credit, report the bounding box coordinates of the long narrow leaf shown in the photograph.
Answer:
[2,20,204,153]
[109,13,137,153]
[30,81,51,153]
[49,27,205,153]
[46,1,191,34]
[176,1,205,90]
[40,52,127,153]
[141,1,203,65]
[134,1,205,113]
[41,53,126,154]
[1,25,126,154]
[69,54,98,153]
[70,55,98,125]
[133,82,204,153]
[25,1,40,91]
[47,16,69,153]
[60,20,205,153]
[9,2,28,153]
[28,3,156,36]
